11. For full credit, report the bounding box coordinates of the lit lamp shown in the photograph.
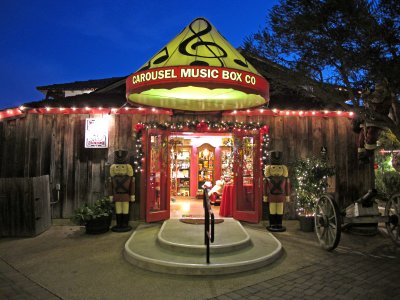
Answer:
[126,18,269,111]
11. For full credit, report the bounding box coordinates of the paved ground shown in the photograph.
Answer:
[1,220,399,300]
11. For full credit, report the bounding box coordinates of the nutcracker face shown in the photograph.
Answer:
[265,165,288,177]
[270,165,285,176]
[110,164,133,177]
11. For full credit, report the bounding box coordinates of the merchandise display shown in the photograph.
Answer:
[197,143,215,197]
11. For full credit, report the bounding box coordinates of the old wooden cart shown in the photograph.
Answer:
[314,192,400,250]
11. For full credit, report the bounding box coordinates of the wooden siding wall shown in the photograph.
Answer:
[0,113,371,219]
[0,175,51,236]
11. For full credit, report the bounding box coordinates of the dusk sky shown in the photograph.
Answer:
[0,0,279,110]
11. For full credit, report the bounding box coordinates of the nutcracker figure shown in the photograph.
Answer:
[108,150,135,232]
[263,151,291,232]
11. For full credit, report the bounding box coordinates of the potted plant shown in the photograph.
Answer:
[71,197,113,234]
[290,156,335,231]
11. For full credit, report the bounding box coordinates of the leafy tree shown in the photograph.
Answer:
[243,0,400,140]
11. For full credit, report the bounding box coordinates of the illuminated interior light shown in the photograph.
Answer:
[72,107,77,111]
[259,109,264,113]
[349,112,354,117]
[98,107,103,110]
[59,107,65,111]
[246,109,251,113]
[45,107,51,111]
[299,111,304,115]
[312,111,316,115]
[232,110,237,114]
[324,110,329,114]
[85,107,90,111]
[337,111,342,115]
[125,107,129,111]
[19,106,25,111]
[285,111,290,116]
[272,108,278,113]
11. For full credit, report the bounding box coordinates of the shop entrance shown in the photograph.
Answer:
[169,133,233,219]
[143,129,262,223]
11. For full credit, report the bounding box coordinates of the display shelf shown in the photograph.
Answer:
[220,145,234,182]
[242,137,254,185]
[170,146,191,196]
[197,143,215,198]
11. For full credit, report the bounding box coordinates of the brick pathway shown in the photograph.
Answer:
[1,222,399,300]
[210,253,400,300]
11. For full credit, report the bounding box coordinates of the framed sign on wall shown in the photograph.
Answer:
[84,118,109,148]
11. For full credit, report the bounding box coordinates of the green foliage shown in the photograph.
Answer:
[71,197,113,225]
[382,171,400,196]
[375,151,400,197]
[378,130,400,150]
[290,157,335,216]
[375,130,400,197]
[243,0,400,141]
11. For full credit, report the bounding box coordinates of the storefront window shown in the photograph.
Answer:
[149,134,168,212]
[237,136,255,211]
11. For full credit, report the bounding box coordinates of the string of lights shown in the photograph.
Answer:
[0,105,355,120]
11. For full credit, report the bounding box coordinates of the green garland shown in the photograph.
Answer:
[133,121,270,174]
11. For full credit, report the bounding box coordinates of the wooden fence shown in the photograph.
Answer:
[0,113,371,219]
[0,175,51,237]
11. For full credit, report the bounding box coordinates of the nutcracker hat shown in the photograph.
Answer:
[270,151,283,165]
[114,150,128,164]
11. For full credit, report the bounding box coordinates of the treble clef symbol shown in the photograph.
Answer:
[178,18,227,67]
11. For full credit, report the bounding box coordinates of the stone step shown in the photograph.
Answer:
[157,218,251,254]
[124,219,283,275]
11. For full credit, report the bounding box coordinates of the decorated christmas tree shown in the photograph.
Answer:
[290,156,335,216]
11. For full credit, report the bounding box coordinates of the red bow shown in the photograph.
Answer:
[134,123,145,132]
[260,125,269,135]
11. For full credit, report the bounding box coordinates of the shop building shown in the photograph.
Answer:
[0,18,371,228]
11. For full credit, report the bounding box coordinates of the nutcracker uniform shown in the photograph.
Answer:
[263,151,290,232]
[109,150,135,232]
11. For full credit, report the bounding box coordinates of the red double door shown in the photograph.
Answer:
[141,129,262,223]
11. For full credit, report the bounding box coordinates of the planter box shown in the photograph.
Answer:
[85,216,112,234]
[298,216,315,232]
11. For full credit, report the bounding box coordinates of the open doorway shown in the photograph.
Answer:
[168,133,234,219]
[143,128,261,223]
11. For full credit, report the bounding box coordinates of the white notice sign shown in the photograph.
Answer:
[85,118,109,148]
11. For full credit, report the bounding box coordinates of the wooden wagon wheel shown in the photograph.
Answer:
[315,194,342,251]
[385,193,400,246]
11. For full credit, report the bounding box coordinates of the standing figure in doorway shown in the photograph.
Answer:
[263,151,290,232]
[108,150,135,232]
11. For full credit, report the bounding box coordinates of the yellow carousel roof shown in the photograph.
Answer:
[126,17,269,111]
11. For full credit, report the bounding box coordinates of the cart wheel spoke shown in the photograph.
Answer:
[321,227,327,239]
[328,228,335,243]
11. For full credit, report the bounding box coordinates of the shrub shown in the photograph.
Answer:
[71,197,113,225]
